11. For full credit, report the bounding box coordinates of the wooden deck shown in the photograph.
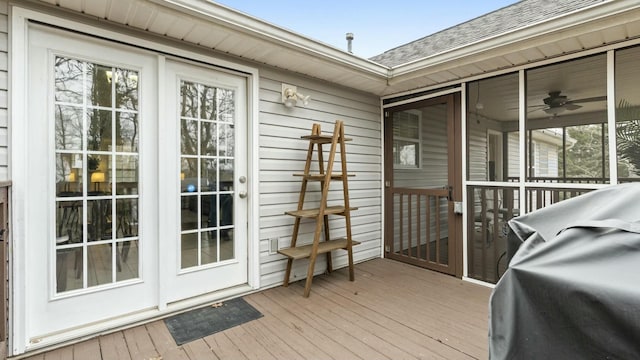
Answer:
[23,258,492,360]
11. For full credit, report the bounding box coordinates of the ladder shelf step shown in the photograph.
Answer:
[278,238,361,260]
[285,206,358,218]
[293,173,355,180]
[301,134,352,144]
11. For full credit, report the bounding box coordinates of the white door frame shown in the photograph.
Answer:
[10,6,260,355]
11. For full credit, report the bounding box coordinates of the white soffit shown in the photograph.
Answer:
[28,0,640,97]
[33,0,390,94]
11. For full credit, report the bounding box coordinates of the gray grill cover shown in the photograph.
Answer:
[489,183,640,359]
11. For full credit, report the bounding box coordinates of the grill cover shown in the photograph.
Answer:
[489,183,640,359]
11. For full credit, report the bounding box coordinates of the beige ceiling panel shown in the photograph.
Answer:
[127,2,156,30]
[198,29,234,49]
[519,47,546,63]
[624,21,640,38]
[502,52,529,67]
[427,71,454,84]
[576,31,605,49]
[165,16,197,40]
[181,23,211,44]
[537,42,564,58]
[243,45,275,62]
[601,26,629,44]
[554,37,583,54]
[213,33,253,53]
[107,0,134,24]
[82,0,109,18]
[447,65,476,79]
[475,56,512,73]
[58,0,82,11]
[147,10,177,35]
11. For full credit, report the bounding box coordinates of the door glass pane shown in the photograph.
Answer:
[116,240,139,281]
[179,80,236,269]
[88,243,113,287]
[466,186,519,284]
[54,56,140,294]
[467,73,519,181]
[55,58,84,104]
[56,247,83,293]
[86,64,112,107]
[115,69,139,110]
[55,105,83,150]
[115,112,139,152]
[615,46,640,182]
[181,232,198,268]
[526,54,608,184]
[87,109,112,151]
[390,101,451,269]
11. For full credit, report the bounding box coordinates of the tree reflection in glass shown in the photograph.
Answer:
[54,56,140,293]
[179,80,236,269]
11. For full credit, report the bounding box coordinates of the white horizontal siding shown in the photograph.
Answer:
[468,126,488,181]
[257,68,382,288]
[508,132,520,178]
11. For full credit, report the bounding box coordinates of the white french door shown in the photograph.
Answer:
[25,26,159,342]
[160,60,248,303]
[20,25,249,350]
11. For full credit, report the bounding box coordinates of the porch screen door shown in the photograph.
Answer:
[384,94,462,276]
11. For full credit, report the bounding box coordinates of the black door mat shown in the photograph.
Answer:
[164,297,263,345]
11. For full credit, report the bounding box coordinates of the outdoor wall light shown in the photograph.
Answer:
[282,83,310,108]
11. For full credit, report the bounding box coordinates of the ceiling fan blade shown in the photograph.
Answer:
[570,96,606,104]
[565,103,582,111]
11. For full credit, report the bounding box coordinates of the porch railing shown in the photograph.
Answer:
[467,182,595,283]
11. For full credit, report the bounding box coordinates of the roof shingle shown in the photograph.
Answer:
[369,0,606,67]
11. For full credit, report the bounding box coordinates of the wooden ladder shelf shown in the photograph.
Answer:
[278,120,359,297]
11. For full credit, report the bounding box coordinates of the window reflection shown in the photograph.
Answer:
[179,80,235,269]
[467,73,520,182]
[615,46,640,182]
[54,56,140,293]
[526,54,608,184]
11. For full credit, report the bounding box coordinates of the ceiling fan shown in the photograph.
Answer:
[532,91,606,115]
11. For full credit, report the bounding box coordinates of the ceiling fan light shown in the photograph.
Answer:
[544,107,566,115]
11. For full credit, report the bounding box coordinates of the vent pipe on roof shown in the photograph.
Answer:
[346,33,354,53]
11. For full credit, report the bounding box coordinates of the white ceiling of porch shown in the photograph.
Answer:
[27,0,640,97]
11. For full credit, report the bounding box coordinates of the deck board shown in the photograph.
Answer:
[203,332,248,360]
[71,339,101,360]
[98,332,131,360]
[246,293,334,360]
[181,338,218,360]
[23,258,491,360]
[122,324,160,360]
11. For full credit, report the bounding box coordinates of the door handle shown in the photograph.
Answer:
[238,191,248,199]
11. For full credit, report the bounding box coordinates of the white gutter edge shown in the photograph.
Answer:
[389,0,640,80]
[148,0,390,78]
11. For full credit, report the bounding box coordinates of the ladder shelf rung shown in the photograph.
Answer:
[278,238,361,260]
[285,206,358,218]
[293,173,355,180]
[301,134,352,144]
